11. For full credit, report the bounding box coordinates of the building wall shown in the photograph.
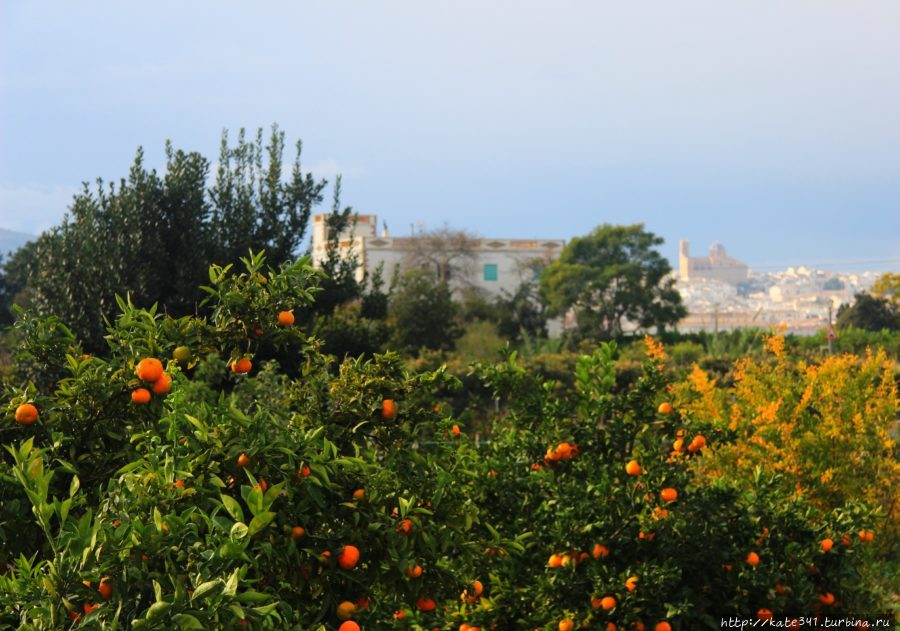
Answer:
[678,240,749,285]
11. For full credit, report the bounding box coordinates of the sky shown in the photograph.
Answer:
[1,1,899,272]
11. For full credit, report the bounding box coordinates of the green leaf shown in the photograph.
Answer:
[223,568,240,597]
[220,495,244,522]
[173,614,205,630]
[248,511,276,536]
[191,580,223,602]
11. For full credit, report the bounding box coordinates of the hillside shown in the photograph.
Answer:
[0,228,35,257]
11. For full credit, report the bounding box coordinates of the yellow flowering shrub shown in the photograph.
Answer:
[673,331,899,523]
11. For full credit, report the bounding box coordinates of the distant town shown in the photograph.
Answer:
[674,240,880,334]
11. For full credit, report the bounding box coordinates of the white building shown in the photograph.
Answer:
[311,213,565,298]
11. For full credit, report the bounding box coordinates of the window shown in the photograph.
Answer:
[483,263,498,281]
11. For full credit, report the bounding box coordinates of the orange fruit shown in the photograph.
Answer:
[625,576,638,592]
[151,373,172,395]
[338,622,361,631]
[174,479,185,488]
[352,488,365,501]
[338,545,360,570]
[236,453,250,468]
[381,399,397,421]
[600,596,616,610]
[660,488,678,502]
[757,609,773,621]
[397,519,412,535]
[135,358,164,382]
[559,620,575,631]
[290,526,305,540]
[471,579,483,596]
[672,438,685,452]
[774,582,786,595]
[394,610,406,620]
[820,538,833,552]
[83,603,99,615]
[657,402,672,415]
[819,592,835,606]
[298,465,311,478]
[625,460,642,476]
[452,424,461,438]
[655,624,672,631]
[591,597,602,609]
[231,358,252,374]
[688,435,707,452]
[131,388,151,404]
[407,564,423,578]
[746,551,760,567]
[173,346,191,363]
[336,601,357,621]
[548,553,563,568]
[416,596,436,612]
[97,578,112,600]
[14,403,38,425]
[277,310,295,326]
[841,534,852,547]
[592,544,609,559]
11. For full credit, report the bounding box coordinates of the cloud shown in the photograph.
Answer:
[305,159,366,181]
[0,183,77,235]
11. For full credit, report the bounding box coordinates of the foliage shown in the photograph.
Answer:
[541,224,687,339]
[0,257,895,628]
[388,271,461,354]
[0,125,326,350]
[870,272,900,305]
[836,292,900,332]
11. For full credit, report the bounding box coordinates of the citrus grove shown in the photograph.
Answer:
[1,252,895,629]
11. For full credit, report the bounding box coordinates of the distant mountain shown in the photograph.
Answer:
[0,228,36,258]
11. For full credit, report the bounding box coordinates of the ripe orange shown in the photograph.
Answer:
[548,553,563,568]
[394,610,406,620]
[660,488,678,502]
[672,438,685,452]
[757,609,773,621]
[338,622,361,631]
[407,564,423,578]
[625,576,638,592]
[559,620,574,631]
[746,551,760,567]
[352,488,365,501]
[592,544,609,559]
[97,578,112,600]
[591,597,602,609]
[471,579,483,596]
[416,596,436,612]
[231,358,252,374]
[174,479,185,488]
[290,526,305,540]
[151,373,172,395]
[841,534,852,547]
[382,399,397,421]
[336,601,357,621]
[236,453,250,468]
[131,388,151,404]
[658,402,672,415]
[600,596,616,610]
[625,460,642,476]
[688,435,707,451]
[83,603,99,615]
[397,519,412,535]
[774,582,786,595]
[338,545,360,570]
[858,529,874,543]
[820,538,833,552]
[277,310,295,326]
[135,358,164,382]
[655,623,672,631]
[298,465,311,478]
[452,424,461,438]
[14,403,38,425]
[819,592,835,606]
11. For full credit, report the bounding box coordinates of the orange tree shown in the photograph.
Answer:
[0,252,494,629]
[449,339,886,629]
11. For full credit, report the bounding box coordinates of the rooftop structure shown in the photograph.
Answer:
[311,214,566,298]
[678,240,749,285]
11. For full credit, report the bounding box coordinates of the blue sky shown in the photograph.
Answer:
[1,1,898,272]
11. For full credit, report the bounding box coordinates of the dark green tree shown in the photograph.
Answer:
[0,125,326,350]
[540,224,686,339]
[388,271,460,353]
[496,280,548,342]
[836,293,899,331]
